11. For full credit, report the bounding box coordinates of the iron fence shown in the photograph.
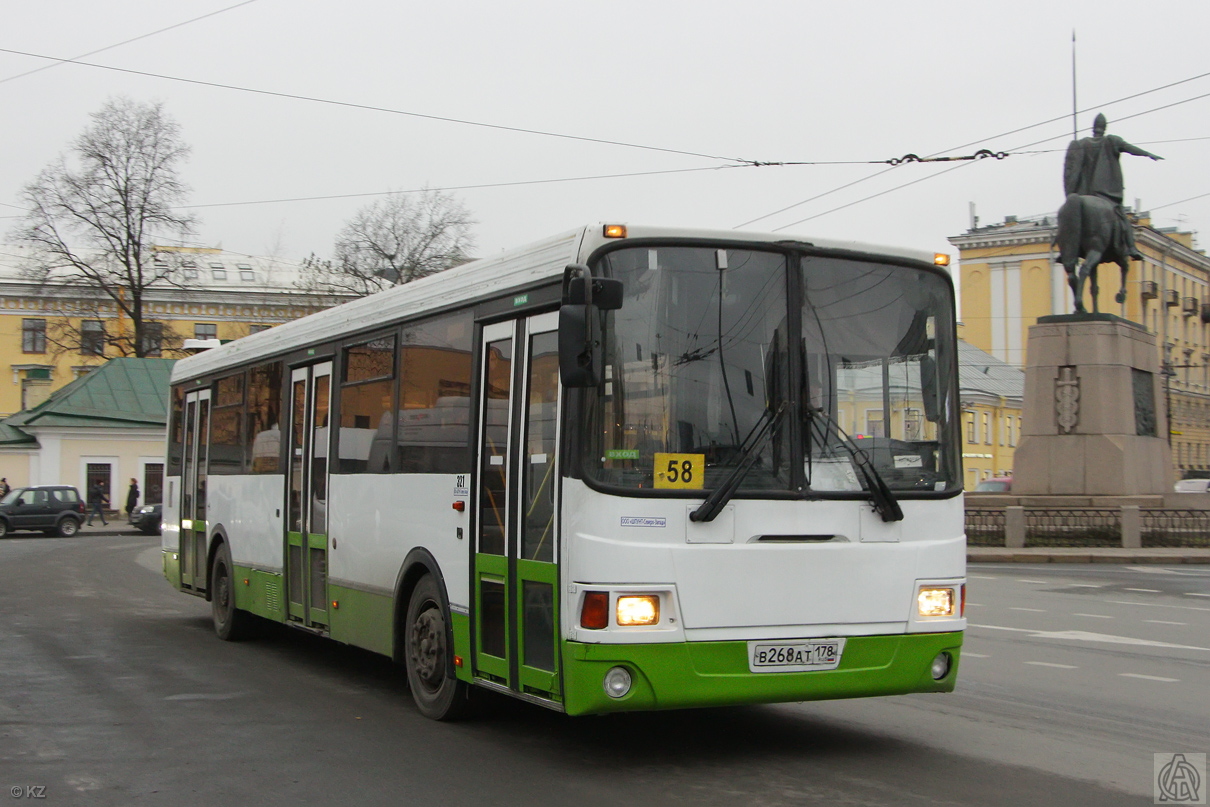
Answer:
[965,506,1210,547]
[1141,509,1210,547]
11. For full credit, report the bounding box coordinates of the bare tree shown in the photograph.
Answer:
[302,188,475,297]
[10,97,197,357]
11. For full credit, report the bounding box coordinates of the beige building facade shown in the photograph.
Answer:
[0,245,345,419]
[950,214,1210,478]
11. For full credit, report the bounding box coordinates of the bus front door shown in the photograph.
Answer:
[474,312,561,701]
[179,388,210,592]
[285,362,332,629]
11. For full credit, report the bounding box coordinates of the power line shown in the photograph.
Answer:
[737,69,1210,229]
[0,1,262,87]
[770,88,1210,232]
[0,47,748,165]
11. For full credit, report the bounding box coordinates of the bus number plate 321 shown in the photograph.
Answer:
[748,639,845,673]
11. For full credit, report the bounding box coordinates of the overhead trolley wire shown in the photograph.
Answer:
[0,1,263,86]
[737,69,1210,229]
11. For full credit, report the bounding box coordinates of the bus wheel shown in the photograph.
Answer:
[405,575,469,720]
[211,542,255,641]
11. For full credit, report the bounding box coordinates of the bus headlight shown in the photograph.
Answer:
[616,595,660,626]
[917,587,956,618]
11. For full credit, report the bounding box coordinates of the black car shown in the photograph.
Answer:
[0,485,85,537]
[130,503,162,535]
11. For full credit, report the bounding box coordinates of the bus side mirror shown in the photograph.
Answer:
[921,356,940,422]
[559,304,598,387]
[566,277,624,311]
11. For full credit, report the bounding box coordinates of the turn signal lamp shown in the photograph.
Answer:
[616,595,660,626]
[603,224,628,238]
[580,591,609,629]
[933,253,951,267]
[917,587,956,617]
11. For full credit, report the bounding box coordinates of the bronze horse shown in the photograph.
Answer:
[1055,193,1132,314]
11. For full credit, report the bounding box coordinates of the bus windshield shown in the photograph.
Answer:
[584,244,959,496]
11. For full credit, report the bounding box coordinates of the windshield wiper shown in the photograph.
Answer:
[690,402,787,524]
[805,406,904,523]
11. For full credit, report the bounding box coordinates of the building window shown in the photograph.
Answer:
[249,324,271,334]
[22,319,46,353]
[238,265,256,281]
[965,412,975,444]
[210,263,227,280]
[81,320,105,356]
[195,323,217,340]
[141,322,163,357]
[982,413,991,445]
[182,261,198,280]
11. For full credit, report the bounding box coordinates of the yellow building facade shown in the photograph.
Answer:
[0,246,347,418]
[949,215,1210,478]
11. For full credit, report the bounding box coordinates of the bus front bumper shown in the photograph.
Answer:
[561,631,962,716]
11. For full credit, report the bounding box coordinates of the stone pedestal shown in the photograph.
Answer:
[1012,314,1173,496]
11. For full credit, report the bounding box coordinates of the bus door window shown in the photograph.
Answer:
[286,362,332,628]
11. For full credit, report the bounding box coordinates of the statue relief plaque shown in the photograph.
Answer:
[1132,368,1157,436]
[1055,366,1080,434]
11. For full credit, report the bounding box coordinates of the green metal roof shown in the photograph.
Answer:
[6,358,176,430]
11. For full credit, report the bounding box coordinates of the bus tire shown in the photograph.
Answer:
[404,574,469,720]
[211,542,255,641]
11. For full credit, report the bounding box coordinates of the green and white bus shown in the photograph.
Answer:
[163,223,966,719]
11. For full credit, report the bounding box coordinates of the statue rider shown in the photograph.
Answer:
[1063,113,1163,261]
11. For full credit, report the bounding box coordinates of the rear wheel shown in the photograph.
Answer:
[404,575,470,720]
[211,542,256,641]
[55,517,80,537]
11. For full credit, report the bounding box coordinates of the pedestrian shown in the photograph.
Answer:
[125,478,139,520]
[0,478,9,497]
[87,482,109,526]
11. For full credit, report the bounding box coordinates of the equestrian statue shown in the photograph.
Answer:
[1056,113,1162,313]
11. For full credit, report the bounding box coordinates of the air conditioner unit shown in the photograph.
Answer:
[1141,280,1158,300]
[1164,289,1180,307]
[1184,297,1199,317]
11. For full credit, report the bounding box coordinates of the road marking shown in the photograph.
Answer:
[969,624,1210,653]
[1118,673,1178,682]
[1145,620,1187,626]
[969,575,996,580]
[1106,600,1210,613]
[1068,583,1105,588]
[1072,613,1113,619]
[1187,593,1210,598]
[1025,661,1077,669]
[1125,588,1160,593]
[963,652,990,658]
[1010,607,1046,612]
[1017,579,1046,584]
[966,602,984,607]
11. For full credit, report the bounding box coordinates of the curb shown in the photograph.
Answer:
[969,548,1210,564]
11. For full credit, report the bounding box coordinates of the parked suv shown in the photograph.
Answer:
[0,485,85,537]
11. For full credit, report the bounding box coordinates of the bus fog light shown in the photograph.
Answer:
[603,666,632,698]
[931,652,951,680]
[917,587,955,617]
[616,595,660,626]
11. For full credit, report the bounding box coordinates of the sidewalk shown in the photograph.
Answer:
[969,546,1210,564]
[78,520,155,537]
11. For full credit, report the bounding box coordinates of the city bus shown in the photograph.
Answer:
[162,223,966,719]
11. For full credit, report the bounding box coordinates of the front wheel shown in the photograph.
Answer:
[404,575,470,720]
[0,519,8,538]
[211,542,256,641]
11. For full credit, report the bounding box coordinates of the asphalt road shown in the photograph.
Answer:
[1,534,1206,806]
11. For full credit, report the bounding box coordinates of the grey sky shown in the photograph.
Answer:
[1,0,1206,263]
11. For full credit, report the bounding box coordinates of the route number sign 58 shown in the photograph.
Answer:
[653,453,705,489]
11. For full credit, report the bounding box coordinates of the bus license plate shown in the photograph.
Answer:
[748,639,845,673]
